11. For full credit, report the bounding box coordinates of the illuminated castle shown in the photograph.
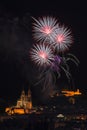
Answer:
[50,89,82,98]
[61,89,82,97]
[5,89,33,115]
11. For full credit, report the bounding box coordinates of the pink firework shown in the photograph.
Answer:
[30,43,54,66]
[32,16,58,42]
[52,25,73,52]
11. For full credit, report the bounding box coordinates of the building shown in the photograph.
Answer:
[16,89,32,109]
[5,89,33,115]
[61,89,82,97]
[49,89,82,98]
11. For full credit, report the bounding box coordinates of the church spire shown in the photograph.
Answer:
[28,88,31,98]
[21,89,25,101]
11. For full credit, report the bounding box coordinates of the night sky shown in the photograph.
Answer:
[0,1,87,104]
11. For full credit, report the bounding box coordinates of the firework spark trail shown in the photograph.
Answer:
[30,43,54,67]
[66,53,80,66]
[42,70,54,91]
[33,53,79,91]
[60,66,71,80]
[34,68,56,92]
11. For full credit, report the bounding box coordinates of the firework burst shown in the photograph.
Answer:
[30,15,79,91]
[51,25,73,52]
[32,16,58,42]
[30,43,54,67]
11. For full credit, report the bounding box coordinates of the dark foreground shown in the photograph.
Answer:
[0,113,87,130]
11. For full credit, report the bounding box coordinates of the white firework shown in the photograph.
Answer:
[32,16,58,43]
[30,43,54,66]
[51,25,73,52]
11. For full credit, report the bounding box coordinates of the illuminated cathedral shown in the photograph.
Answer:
[16,89,32,109]
[5,89,33,115]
